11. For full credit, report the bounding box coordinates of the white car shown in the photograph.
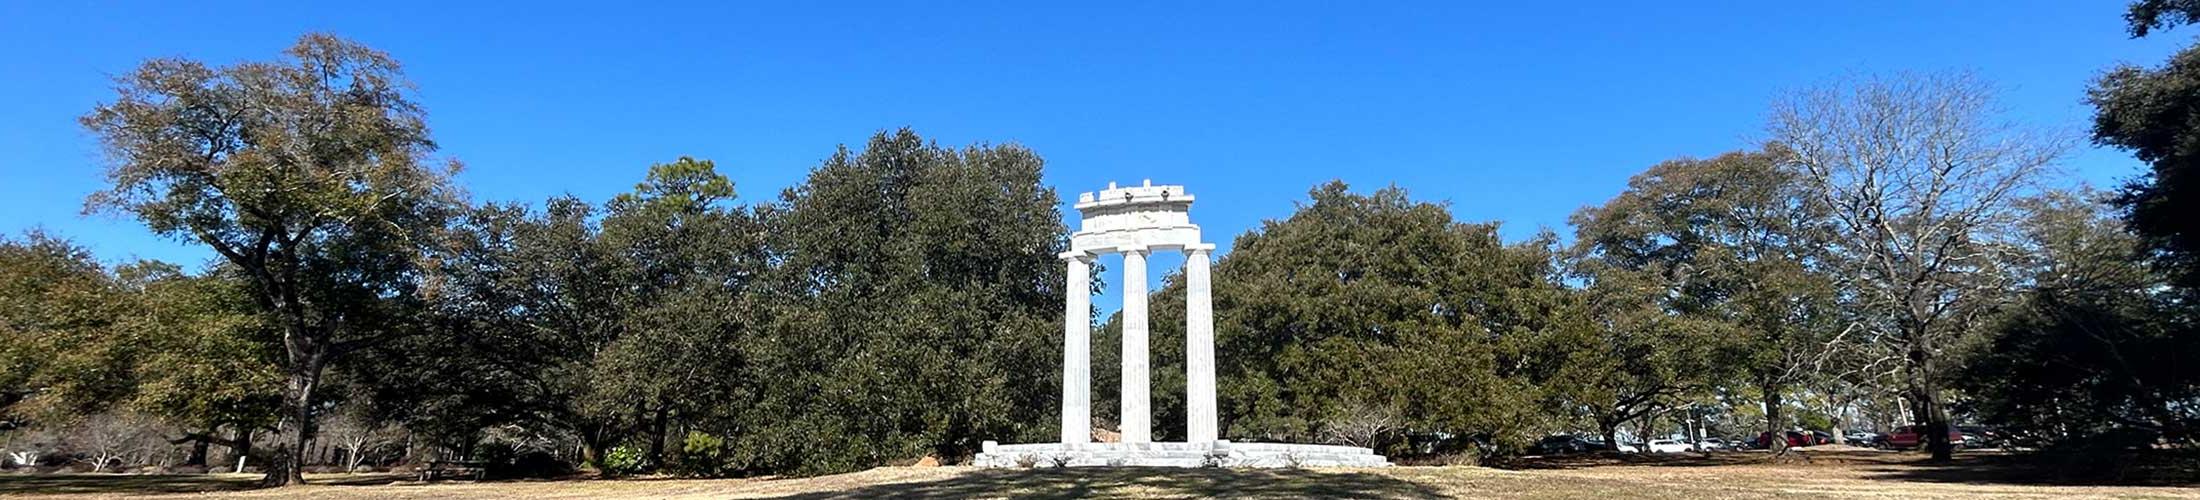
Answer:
[1646,439,1693,453]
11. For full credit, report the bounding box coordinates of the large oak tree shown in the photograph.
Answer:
[1566,148,1841,442]
[1126,182,1580,454]
[81,34,459,485]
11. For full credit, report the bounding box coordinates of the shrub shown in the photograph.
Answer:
[669,432,730,477]
[602,446,647,476]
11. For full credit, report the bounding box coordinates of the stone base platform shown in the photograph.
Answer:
[972,440,1390,468]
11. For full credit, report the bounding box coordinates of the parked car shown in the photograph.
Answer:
[1955,426,2001,449]
[1699,438,1728,450]
[1532,435,1599,455]
[1885,425,1964,451]
[1845,431,1885,448]
[1754,430,1819,449]
[1752,431,1779,449]
[1583,438,1640,452]
[1646,439,1692,453]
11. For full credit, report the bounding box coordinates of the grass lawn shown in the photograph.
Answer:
[3,449,2195,499]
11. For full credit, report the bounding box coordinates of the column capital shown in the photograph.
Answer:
[1058,251,1095,263]
[1184,243,1217,256]
[1119,245,1152,256]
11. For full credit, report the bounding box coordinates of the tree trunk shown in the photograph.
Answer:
[1918,387,1954,460]
[233,426,253,472]
[1906,325,1955,461]
[261,353,324,486]
[1828,394,1847,446]
[185,437,210,467]
[579,422,610,472]
[1599,419,1621,452]
[581,443,604,471]
[1761,380,1784,435]
[647,406,669,468]
[1693,408,1710,451]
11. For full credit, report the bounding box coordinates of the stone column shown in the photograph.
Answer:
[1184,246,1218,443]
[1061,254,1092,444]
[1120,247,1151,443]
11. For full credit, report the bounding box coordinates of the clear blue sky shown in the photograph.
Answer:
[1,1,2188,304]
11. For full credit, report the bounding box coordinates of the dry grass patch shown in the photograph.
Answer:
[4,450,2196,499]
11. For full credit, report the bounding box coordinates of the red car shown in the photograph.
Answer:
[1885,425,1963,450]
[1753,430,1830,449]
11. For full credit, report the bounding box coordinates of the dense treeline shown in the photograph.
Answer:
[6,5,2200,483]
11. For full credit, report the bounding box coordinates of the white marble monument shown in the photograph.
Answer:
[973,180,1389,468]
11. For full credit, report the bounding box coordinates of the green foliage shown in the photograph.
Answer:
[349,155,765,472]
[2124,0,2200,37]
[1562,147,1839,439]
[1,233,281,470]
[587,155,765,445]
[344,129,1064,477]
[671,431,731,477]
[1128,182,1577,452]
[79,32,461,484]
[602,446,647,476]
[121,266,284,433]
[1961,191,2199,447]
[2091,41,2200,291]
[613,156,737,213]
[2068,12,2200,446]
[0,233,137,421]
[747,129,1066,475]
[1794,412,1833,433]
[351,196,608,447]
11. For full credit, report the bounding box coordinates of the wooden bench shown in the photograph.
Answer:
[417,461,490,481]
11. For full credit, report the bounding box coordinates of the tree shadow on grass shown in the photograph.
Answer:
[0,472,409,496]
[1488,450,1772,470]
[0,474,258,495]
[1851,451,2200,488]
[758,467,1451,500]
[1497,448,2200,488]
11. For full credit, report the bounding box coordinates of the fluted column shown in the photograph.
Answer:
[1061,253,1092,444]
[1120,247,1151,443]
[1184,246,1218,443]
